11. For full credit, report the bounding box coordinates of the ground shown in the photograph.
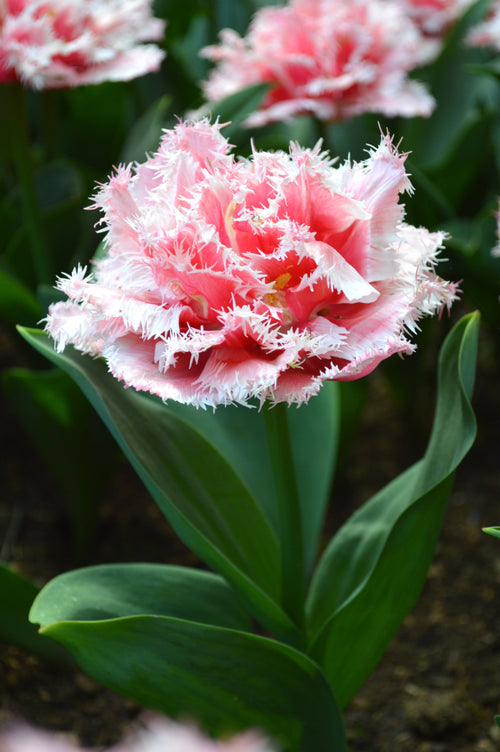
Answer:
[0,318,499,751]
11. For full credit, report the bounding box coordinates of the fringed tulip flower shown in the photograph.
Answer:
[0,719,275,752]
[467,0,500,51]
[46,119,458,409]
[0,0,165,88]
[200,0,437,128]
[398,0,475,36]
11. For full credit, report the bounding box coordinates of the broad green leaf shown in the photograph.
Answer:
[31,563,253,632]
[32,599,346,751]
[18,328,299,646]
[0,264,41,325]
[2,367,120,554]
[483,527,500,539]
[289,385,339,575]
[166,382,339,577]
[0,563,68,663]
[307,313,479,707]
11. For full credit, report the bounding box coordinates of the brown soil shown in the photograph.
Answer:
[1,320,499,751]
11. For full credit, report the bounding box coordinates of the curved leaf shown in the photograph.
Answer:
[483,526,500,540]
[18,328,300,645]
[306,313,479,707]
[32,612,345,751]
[31,563,252,632]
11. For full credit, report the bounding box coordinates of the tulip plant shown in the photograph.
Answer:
[1,0,497,749]
[18,116,478,751]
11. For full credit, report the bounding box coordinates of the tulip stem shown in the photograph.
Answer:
[7,84,50,286]
[264,401,305,632]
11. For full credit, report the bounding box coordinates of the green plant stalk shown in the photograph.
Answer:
[264,402,306,634]
[7,84,50,285]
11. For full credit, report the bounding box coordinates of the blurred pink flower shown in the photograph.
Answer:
[492,200,500,258]
[46,119,458,409]
[200,0,437,128]
[0,0,165,88]
[467,0,500,51]
[398,0,475,36]
[112,717,275,751]
[0,719,275,752]
[0,725,82,752]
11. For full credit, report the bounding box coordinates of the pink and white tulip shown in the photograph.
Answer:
[0,719,275,752]
[0,0,165,89]
[200,0,437,128]
[46,119,458,409]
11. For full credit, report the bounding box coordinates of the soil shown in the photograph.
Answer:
[0,318,499,752]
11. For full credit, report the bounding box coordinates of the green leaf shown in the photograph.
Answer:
[18,328,299,645]
[166,382,339,577]
[0,563,68,663]
[31,571,346,752]
[306,313,479,707]
[483,526,500,539]
[31,563,253,632]
[2,367,120,554]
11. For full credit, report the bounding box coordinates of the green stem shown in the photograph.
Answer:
[264,402,306,632]
[6,84,50,286]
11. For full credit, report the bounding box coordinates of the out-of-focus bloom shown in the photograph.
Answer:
[467,0,500,51]
[46,119,458,409]
[397,0,475,36]
[0,719,276,752]
[492,200,500,258]
[113,717,275,751]
[0,0,165,89]
[0,725,78,752]
[200,0,437,128]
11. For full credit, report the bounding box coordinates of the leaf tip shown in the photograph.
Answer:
[482,526,500,539]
